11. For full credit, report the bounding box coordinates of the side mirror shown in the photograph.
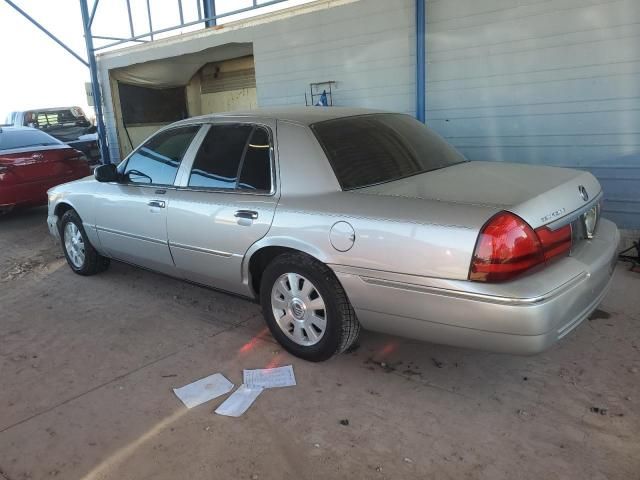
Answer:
[94,163,119,183]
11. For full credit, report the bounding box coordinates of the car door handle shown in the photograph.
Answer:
[148,200,166,208]
[234,210,258,220]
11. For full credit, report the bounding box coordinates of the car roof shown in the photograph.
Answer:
[183,106,389,126]
[22,106,83,112]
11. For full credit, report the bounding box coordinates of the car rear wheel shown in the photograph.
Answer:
[260,252,360,362]
[60,210,110,276]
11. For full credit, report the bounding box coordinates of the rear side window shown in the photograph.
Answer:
[311,114,466,190]
[238,128,272,192]
[122,125,199,185]
[188,124,272,193]
[0,129,61,151]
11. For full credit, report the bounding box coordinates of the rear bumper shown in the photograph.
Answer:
[332,218,619,354]
[1,173,87,209]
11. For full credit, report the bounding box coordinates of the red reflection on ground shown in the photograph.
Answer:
[238,327,270,354]
[379,341,399,357]
[265,352,285,369]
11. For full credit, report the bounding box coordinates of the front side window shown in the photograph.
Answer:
[311,113,466,190]
[188,124,272,193]
[122,125,200,185]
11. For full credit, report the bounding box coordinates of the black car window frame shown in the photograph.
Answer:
[184,122,275,196]
[118,125,201,187]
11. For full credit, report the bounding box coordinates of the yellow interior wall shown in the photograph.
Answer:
[200,87,258,114]
[110,55,256,156]
[186,74,202,118]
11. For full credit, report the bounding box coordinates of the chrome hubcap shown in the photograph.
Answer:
[64,223,85,268]
[271,273,327,346]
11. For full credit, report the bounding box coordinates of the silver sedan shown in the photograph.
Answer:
[47,108,619,361]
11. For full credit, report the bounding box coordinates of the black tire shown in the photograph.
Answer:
[59,209,110,276]
[260,252,360,362]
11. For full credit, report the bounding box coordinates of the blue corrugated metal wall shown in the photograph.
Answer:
[426,0,640,229]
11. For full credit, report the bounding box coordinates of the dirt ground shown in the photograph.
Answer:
[0,206,639,480]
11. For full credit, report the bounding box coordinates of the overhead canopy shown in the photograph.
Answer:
[110,42,254,88]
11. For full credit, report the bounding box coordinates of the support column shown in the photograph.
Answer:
[79,0,110,163]
[416,0,426,123]
[203,0,216,28]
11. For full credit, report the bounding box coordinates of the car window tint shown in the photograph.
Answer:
[188,124,253,190]
[238,127,271,192]
[311,114,466,190]
[0,129,61,151]
[123,126,199,185]
[30,109,89,128]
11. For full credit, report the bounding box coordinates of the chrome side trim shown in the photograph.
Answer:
[172,186,276,197]
[95,226,167,245]
[169,242,233,258]
[546,191,603,230]
[358,273,588,306]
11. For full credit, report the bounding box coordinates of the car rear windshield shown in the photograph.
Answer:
[0,129,61,151]
[27,108,90,129]
[311,113,466,190]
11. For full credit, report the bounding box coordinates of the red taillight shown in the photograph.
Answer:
[469,212,544,283]
[534,224,572,262]
[469,211,573,283]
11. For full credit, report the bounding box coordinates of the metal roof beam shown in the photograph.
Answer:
[3,0,88,67]
[87,0,99,29]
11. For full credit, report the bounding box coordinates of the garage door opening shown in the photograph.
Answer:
[108,43,256,157]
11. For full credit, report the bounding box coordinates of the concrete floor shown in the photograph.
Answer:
[1,207,639,480]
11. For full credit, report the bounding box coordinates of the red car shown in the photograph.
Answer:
[0,126,90,214]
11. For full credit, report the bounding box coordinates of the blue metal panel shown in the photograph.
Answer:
[426,0,640,229]
[203,0,216,28]
[415,0,425,123]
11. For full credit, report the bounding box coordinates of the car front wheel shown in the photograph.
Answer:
[260,252,360,362]
[60,209,110,276]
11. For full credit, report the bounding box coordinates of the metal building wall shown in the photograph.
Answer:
[98,0,415,163]
[253,0,415,113]
[97,0,638,231]
[425,0,640,230]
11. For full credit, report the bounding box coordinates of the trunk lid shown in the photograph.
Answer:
[357,161,601,229]
[0,145,86,182]
[0,146,90,204]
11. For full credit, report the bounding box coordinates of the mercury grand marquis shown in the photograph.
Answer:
[47,108,619,361]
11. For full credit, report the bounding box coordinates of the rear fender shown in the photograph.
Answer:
[241,236,335,291]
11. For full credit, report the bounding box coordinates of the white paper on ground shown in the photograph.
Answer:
[173,373,234,409]
[215,384,264,417]
[243,365,296,389]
